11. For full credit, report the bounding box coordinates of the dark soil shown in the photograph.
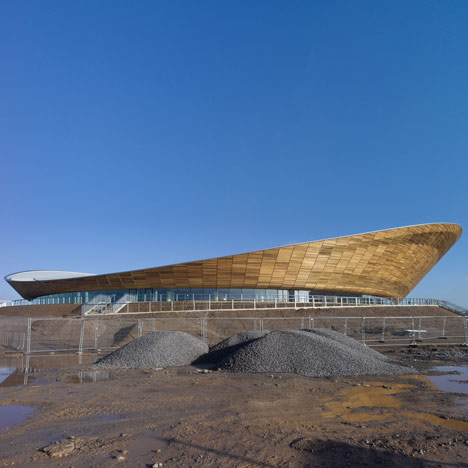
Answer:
[0,346,467,467]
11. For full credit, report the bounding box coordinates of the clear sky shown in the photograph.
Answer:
[1,1,467,305]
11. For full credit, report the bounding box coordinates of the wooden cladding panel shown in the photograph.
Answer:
[8,223,462,300]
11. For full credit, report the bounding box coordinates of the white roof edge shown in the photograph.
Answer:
[5,270,96,282]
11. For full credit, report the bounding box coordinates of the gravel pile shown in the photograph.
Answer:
[218,329,413,377]
[200,330,269,364]
[301,328,391,363]
[96,331,209,369]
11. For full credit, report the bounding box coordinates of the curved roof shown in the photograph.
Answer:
[5,270,95,282]
[6,223,462,300]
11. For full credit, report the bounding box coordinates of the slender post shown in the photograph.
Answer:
[441,316,447,338]
[138,319,142,337]
[24,354,30,385]
[94,319,100,350]
[381,317,386,342]
[411,316,416,345]
[344,317,348,336]
[149,301,151,313]
[418,317,422,340]
[254,298,256,309]
[361,317,366,345]
[26,318,31,354]
[464,317,468,346]
[193,294,195,311]
[78,319,85,354]
[232,299,234,310]
[274,297,277,309]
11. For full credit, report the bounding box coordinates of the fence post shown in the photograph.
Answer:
[149,301,152,313]
[78,319,85,354]
[232,299,234,310]
[344,317,348,336]
[208,294,211,310]
[361,317,366,345]
[275,298,277,309]
[171,301,173,312]
[94,319,99,351]
[26,318,31,354]
[138,319,143,337]
[260,319,264,331]
[200,318,207,343]
[254,298,256,309]
[464,317,468,346]
[193,294,195,311]
[441,316,447,338]
[411,316,416,345]
[380,317,386,342]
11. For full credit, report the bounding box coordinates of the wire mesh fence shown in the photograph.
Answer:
[0,315,466,354]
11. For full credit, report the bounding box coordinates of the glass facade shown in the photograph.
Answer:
[13,288,368,306]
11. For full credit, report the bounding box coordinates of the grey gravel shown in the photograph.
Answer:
[199,330,270,364]
[96,331,209,369]
[300,328,391,363]
[218,329,414,377]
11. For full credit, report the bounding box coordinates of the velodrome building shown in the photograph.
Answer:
[5,223,462,306]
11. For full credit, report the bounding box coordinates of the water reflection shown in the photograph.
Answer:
[0,353,102,386]
[0,405,35,434]
[427,365,468,395]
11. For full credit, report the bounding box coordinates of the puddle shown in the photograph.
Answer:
[100,414,124,422]
[0,405,35,434]
[426,366,468,395]
[64,370,116,384]
[129,430,167,457]
[0,367,17,384]
[0,354,103,387]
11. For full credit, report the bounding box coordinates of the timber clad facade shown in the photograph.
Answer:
[6,223,462,301]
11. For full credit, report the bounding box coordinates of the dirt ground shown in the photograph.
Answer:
[1,346,468,467]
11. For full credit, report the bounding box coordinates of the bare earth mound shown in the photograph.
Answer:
[96,331,208,369]
[218,329,414,377]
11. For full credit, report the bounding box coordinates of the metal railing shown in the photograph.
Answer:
[0,314,467,354]
[81,295,467,316]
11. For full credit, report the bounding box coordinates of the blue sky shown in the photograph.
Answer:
[1,1,467,305]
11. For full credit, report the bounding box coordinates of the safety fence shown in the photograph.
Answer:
[0,315,467,354]
[81,296,460,315]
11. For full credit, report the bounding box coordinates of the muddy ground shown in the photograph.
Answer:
[1,346,468,467]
